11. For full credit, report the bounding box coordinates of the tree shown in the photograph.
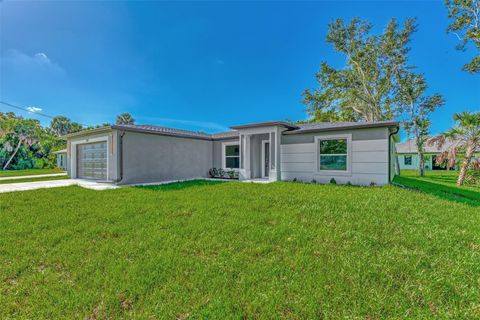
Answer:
[303,18,416,122]
[428,112,480,185]
[50,116,83,136]
[116,113,135,125]
[395,70,445,176]
[2,118,41,170]
[445,0,480,73]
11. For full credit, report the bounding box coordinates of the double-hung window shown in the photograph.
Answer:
[318,138,348,171]
[223,143,240,169]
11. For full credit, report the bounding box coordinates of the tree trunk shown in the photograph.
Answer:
[3,139,22,170]
[457,146,474,186]
[418,152,425,177]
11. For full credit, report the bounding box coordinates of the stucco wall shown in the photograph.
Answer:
[397,154,434,171]
[280,127,392,185]
[120,131,213,185]
[212,138,239,168]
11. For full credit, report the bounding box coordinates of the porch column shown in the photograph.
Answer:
[269,129,282,181]
[239,134,251,180]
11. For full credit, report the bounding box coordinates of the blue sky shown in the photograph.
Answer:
[0,1,478,138]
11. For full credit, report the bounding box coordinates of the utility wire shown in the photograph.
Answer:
[0,100,89,127]
[0,100,56,119]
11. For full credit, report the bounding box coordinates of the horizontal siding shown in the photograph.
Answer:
[280,137,390,185]
[353,151,388,163]
[280,143,314,154]
[352,140,388,152]
[281,162,315,172]
[281,152,316,163]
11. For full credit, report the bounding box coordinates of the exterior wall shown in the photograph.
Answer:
[56,153,67,170]
[212,138,239,169]
[67,129,118,180]
[120,131,213,185]
[280,127,391,185]
[398,154,434,171]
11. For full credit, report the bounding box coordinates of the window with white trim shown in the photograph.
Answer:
[319,138,348,171]
[224,144,240,169]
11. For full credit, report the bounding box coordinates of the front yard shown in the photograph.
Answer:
[1,181,479,318]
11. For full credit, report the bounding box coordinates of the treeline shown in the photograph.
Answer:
[0,112,135,170]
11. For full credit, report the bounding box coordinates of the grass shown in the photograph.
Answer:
[394,170,480,206]
[1,181,480,318]
[0,175,70,185]
[0,168,65,178]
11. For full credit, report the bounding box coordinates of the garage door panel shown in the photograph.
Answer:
[77,142,107,180]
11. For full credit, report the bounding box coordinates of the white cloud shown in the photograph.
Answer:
[2,49,65,75]
[26,106,42,113]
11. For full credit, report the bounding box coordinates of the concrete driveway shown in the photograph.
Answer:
[0,179,118,193]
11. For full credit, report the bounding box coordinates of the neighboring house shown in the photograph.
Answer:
[63,120,400,186]
[396,139,459,171]
[54,149,68,170]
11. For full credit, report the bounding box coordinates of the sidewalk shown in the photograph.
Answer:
[0,173,67,181]
[0,179,118,193]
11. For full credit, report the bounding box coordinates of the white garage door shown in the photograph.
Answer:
[77,142,107,180]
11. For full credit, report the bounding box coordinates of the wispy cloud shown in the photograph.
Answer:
[138,116,229,132]
[26,106,42,113]
[2,49,65,76]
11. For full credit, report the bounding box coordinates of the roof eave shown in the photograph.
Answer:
[63,126,113,139]
[284,121,400,135]
[230,121,299,130]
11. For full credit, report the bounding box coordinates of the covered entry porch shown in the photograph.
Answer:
[230,122,296,182]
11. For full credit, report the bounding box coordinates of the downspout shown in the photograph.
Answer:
[388,125,400,182]
[113,130,126,184]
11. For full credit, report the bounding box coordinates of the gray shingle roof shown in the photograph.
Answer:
[68,120,398,140]
[396,139,463,154]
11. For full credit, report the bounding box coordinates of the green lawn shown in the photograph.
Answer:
[0,175,70,185]
[394,170,480,206]
[1,180,480,318]
[0,168,65,178]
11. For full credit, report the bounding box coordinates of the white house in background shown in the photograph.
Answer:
[62,120,400,186]
[396,139,457,171]
[54,149,67,170]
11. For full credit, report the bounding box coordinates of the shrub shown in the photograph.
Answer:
[346,181,352,186]
[330,178,336,184]
[311,179,317,184]
[369,181,377,187]
[465,169,480,186]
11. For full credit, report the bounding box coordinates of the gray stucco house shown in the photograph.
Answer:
[64,120,400,186]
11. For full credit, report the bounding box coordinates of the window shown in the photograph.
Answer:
[224,144,240,169]
[404,155,412,165]
[319,139,348,171]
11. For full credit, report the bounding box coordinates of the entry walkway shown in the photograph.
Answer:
[0,179,118,193]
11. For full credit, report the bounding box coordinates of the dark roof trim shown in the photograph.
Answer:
[230,121,299,130]
[112,125,213,141]
[284,121,399,135]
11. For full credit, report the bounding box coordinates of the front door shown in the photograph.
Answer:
[263,141,270,178]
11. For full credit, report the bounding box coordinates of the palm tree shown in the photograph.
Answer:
[428,112,480,186]
[116,113,135,125]
[50,116,72,136]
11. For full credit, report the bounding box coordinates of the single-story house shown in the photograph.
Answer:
[63,120,400,186]
[53,149,67,170]
[396,139,480,171]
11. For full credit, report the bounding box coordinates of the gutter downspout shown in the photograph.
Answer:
[113,130,126,184]
[388,126,400,182]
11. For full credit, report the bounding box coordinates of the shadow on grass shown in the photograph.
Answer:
[393,175,480,207]
[136,179,227,191]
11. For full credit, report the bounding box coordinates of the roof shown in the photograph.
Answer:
[230,121,299,130]
[64,120,398,141]
[396,139,458,154]
[285,120,399,134]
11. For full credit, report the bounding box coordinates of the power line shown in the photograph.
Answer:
[0,100,56,120]
[0,100,89,127]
